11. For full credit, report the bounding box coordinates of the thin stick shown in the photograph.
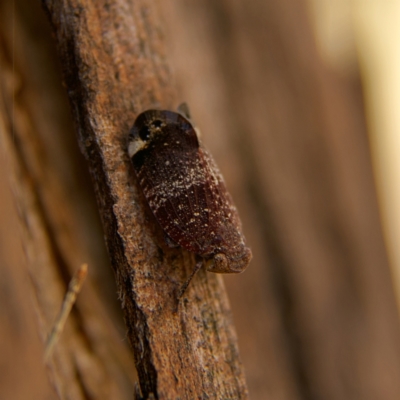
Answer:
[44,263,88,360]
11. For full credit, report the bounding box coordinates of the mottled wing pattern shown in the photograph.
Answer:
[199,148,246,257]
[129,110,241,259]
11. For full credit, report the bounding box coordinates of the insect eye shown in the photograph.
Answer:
[151,119,163,128]
[139,126,151,141]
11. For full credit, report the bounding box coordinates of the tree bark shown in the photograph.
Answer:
[0,1,137,399]
[39,0,249,399]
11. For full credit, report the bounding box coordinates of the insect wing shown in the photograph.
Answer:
[129,109,247,266]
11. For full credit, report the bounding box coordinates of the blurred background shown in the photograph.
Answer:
[308,0,400,308]
[1,0,400,399]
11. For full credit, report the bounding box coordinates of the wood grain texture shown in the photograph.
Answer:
[41,0,249,399]
[3,0,400,399]
[0,1,137,399]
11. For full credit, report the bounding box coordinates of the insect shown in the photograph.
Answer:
[128,105,252,298]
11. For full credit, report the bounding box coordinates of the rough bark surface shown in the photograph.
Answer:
[39,0,249,399]
[0,1,137,399]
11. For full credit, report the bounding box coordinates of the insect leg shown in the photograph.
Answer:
[177,255,203,300]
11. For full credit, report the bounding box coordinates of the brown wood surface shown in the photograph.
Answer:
[40,0,248,399]
[0,1,137,399]
[1,0,248,399]
[2,0,400,399]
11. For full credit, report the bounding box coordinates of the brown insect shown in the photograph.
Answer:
[128,105,252,297]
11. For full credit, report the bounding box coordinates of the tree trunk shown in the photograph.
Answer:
[0,0,248,399]
[1,0,400,399]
